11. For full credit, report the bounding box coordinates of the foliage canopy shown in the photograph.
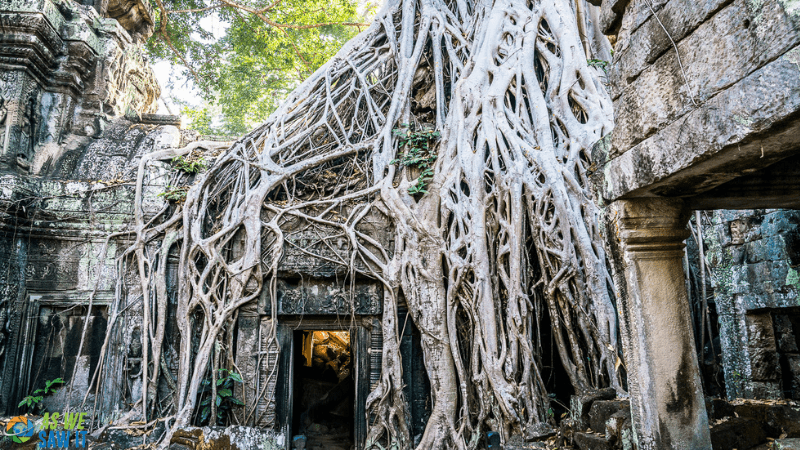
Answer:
[146,0,370,135]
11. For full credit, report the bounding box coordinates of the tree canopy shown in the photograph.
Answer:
[146,0,371,135]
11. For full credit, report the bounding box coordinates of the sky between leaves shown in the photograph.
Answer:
[149,0,375,136]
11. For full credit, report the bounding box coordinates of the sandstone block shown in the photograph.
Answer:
[588,400,629,435]
[574,431,612,450]
[570,388,616,430]
[710,417,767,450]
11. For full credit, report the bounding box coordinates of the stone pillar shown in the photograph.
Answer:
[610,198,711,450]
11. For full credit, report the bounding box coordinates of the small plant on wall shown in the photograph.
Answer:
[197,369,244,425]
[171,153,207,174]
[390,125,440,195]
[18,378,64,414]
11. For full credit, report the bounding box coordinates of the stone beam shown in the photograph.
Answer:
[608,198,711,450]
[687,154,800,210]
[592,44,800,203]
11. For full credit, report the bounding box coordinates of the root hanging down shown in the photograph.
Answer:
[87,0,625,448]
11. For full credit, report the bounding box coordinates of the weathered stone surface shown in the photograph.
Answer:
[708,398,800,438]
[594,0,800,210]
[732,400,800,437]
[168,426,285,450]
[706,210,800,399]
[588,400,628,435]
[607,198,711,450]
[611,0,800,156]
[594,44,800,202]
[104,0,154,42]
[747,313,782,383]
[604,408,631,443]
[609,0,730,100]
[574,431,612,450]
[0,0,159,174]
[787,355,800,400]
[93,422,167,449]
[570,388,616,430]
[599,0,632,35]
[709,416,767,450]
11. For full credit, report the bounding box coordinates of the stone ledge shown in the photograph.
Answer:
[594,43,800,202]
[610,0,800,157]
[135,113,182,127]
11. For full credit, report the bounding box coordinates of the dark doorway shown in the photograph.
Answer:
[292,330,355,450]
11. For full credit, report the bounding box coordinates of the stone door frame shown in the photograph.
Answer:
[275,317,371,450]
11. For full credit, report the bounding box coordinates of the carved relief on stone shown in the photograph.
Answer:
[730,218,750,245]
[0,96,7,154]
[17,95,38,172]
[125,327,143,403]
[267,280,382,316]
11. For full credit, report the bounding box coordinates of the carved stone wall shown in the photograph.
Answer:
[592,0,800,204]
[0,0,160,175]
[706,209,800,400]
[0,3,419,443]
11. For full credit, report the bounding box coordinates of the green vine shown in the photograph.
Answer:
[587,58,610,73]
[198,369,244,425]
[390,125,440,195]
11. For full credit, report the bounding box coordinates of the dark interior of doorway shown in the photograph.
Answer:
[292,330,354,450]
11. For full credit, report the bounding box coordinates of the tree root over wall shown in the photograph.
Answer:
[85,1,626,449]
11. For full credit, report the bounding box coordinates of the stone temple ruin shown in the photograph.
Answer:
[0,0,799,449]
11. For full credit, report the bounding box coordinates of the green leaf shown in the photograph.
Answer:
[200,397,211,407]
[216,378,225,386]
[201,406,210,422]
[152,0,365,134]
[229,397,245,406]
[215,396,222,407]
[229,372,243,383]
[218,389,232,398]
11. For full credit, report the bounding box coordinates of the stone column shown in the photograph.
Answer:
[610,198,711,450]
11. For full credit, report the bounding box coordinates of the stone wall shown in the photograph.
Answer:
[0,4,403,436]
[0,0,160,175]
[592,0,800,203]
[0,122,179,417]
[706,209,800,400]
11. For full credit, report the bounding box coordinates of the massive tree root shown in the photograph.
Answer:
[88,0,623,448]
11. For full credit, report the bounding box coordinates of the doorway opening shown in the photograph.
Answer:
[292,330,354,450]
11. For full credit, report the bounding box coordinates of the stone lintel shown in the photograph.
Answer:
[593,44,800,203]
